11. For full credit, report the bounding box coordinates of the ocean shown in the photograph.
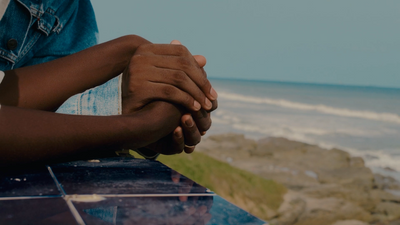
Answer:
[208,78,400,181]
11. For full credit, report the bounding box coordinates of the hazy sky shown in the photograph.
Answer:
[92,1,400,88]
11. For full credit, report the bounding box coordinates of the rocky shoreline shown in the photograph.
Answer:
[196,133,400,225]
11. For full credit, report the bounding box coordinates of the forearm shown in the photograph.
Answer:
[0,106,127,166]
[0,35,151,111]
[0,100,182,167]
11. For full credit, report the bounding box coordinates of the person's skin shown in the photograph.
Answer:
[121,39,217,154]
[138,40,218,154]
[0,36,217,153]
[0,101,180,167]
[0,36,216,112]
[0,35,217,166]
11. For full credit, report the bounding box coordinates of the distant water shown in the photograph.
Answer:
[208,78,400,181]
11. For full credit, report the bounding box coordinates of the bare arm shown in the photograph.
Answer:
[0,101,181,167]
[0,35,150,111]
[0,35,217,163]
[0,35,216,113]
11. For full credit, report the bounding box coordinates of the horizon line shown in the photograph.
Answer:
[208,77,400,90]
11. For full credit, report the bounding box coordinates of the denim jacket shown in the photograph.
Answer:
[0,0,121,115]
[0,0,155,160]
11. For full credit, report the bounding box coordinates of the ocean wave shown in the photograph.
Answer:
[342,147,400,175]
[213,109,390,138]
[219,92,400,124]
[212,112,329,144]
[211,115,400,179]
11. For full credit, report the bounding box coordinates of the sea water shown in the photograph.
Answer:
[209,78,400,181]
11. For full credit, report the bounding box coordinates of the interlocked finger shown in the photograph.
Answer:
[148,67,211,110]
[135,44,217,103]
[181,114,201,153]
[191,109,211,134]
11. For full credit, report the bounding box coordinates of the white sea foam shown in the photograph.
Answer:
[213,115,400,179]
[210,82,400,181]
[219,92,400,124]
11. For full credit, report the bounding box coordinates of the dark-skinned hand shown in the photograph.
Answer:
[122,40,218,155]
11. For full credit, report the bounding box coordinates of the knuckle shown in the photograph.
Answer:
[184,94,194,107]
[135,44,146,54]
[177,57,191,70]
[129,66,145,79]
[131,54,146,64]
[171,71,187,86]
[132,54,142,59]
[175,45,189,54]
[196,88,206,100]
[136,43,152,53]
[161,86,176,98]
[201,78,212,90]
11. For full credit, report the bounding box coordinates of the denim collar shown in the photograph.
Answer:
[0,0,79,65]
[16,0,65,35]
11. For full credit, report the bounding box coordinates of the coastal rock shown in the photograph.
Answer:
[384,167,397,172]
[331,220,368,225]
[373,202,400,221]
[300,183,377,211]
[254,161,321,190]
[273,191,371,225]
[374,174,400,190]
[251,137,320,157]
[208,133,257,152]
[350,157,365,168]
[370,189,400,203]
[273,191,306,225]
[196,133,400,224]
[295,197,371,225]
[198,133,256,162]
[317,167,374,189]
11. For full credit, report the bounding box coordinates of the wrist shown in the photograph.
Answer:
[119,35,152,56]
[97,35,152,78]
[116,113,157,149]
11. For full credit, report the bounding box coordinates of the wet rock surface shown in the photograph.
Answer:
[197,133,400,225]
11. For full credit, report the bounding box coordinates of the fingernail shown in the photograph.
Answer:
[174,130,182,138]
[193,100,201,111]
[210,87,218,100]
[205,98,212,109]
[201,131,206,136]
[185,119,194,127]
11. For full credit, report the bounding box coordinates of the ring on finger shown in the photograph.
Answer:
[184,144,196,148]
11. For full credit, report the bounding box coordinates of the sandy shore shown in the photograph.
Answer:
[196,133,400,225]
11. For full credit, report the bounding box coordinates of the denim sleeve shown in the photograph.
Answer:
[56,75,122,115]
[0,71,4,109]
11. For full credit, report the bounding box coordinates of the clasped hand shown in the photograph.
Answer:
[121,40,218,155]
